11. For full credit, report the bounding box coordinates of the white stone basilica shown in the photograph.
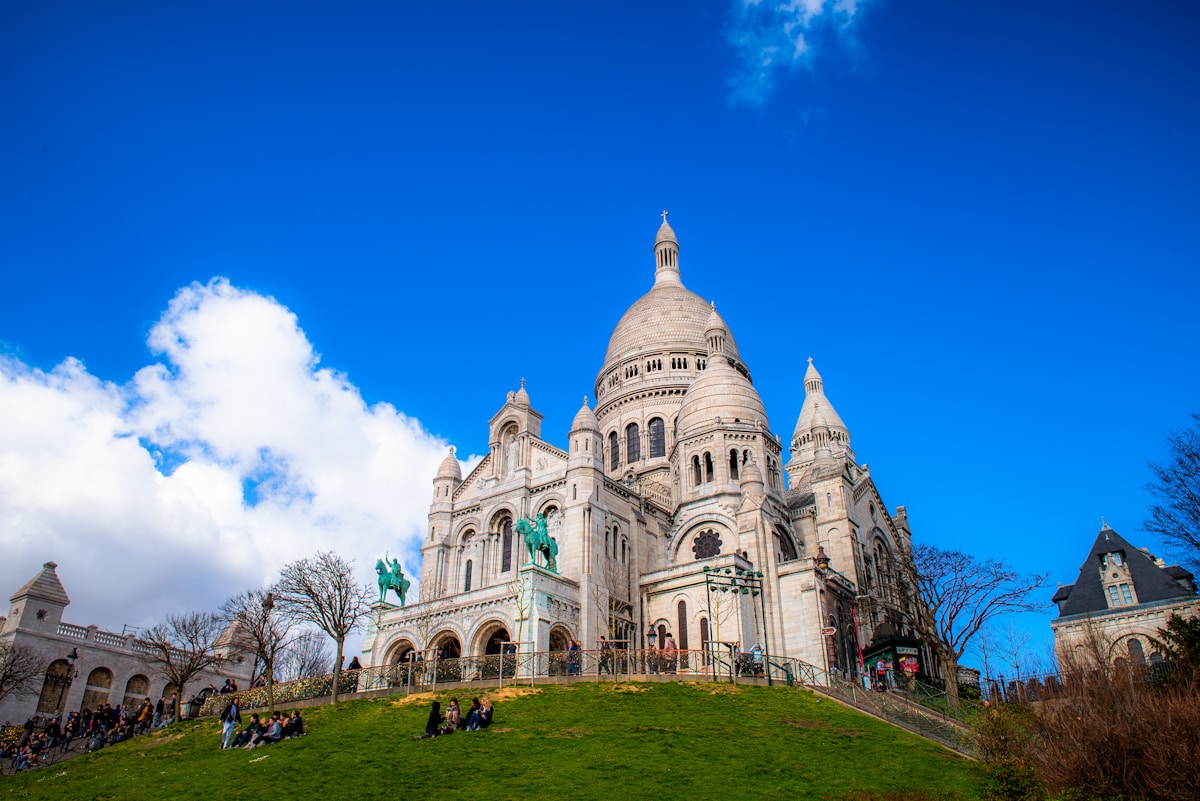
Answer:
[362,217,918,678]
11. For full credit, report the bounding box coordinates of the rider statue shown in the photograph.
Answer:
[376,554,410,606]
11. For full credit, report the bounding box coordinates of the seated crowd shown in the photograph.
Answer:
[4,693,185,773]
[226,710,306,749]
[420,696,493,738]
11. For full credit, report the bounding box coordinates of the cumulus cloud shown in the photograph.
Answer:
[726,0,869,106]
[0,279,469,642]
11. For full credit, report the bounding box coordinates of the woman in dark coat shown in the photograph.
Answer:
[422,701,442,738]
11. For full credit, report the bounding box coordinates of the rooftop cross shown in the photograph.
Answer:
[661,209,669,223]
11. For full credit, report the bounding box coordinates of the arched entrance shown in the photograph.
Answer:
[80,667,113,711]
[476,623,513,679]
[386,639,416,665]
[36,659,73,715]
[122,674,150,708]
[548,625,573,676]
[431,633,461,660]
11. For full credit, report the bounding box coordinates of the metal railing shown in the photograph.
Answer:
[816,673,976,756]
[200,647,816,715]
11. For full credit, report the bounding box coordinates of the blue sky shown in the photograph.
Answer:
[2,0,1197,667]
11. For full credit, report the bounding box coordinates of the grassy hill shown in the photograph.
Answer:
[4,682,984,801]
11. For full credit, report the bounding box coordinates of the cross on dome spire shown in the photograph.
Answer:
[661,209,669,223]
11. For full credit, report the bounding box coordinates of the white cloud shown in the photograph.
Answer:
[0,279,471,646]
[726,0,870,106]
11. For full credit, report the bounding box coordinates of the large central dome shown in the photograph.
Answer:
[596,218,740,389]
[601,282,741,367]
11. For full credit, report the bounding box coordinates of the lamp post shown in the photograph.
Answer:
[52,647,80,718]
[646,627,657,674]
[814,546,834,684]
[703,565,769,684]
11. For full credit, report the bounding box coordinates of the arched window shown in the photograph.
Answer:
[605,529,610,556]
[621,538,626,563]
[700,617,710,665]
[658,624,668,648]
[81,667,113,711]
[677,601,689,650]
[463,560,473,592]
[704,452,714,482]
[1127,638,1145,665]
[501,518,513,573]
[729,449,739,480]
[36,659,73,714]
[626,423,641,463]
[608,432,619,471]
[692,455,702,486]
[649,418,666,458]
[123,674,150,708]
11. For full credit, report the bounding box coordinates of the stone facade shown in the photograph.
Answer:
[363,218,921,679]
[1051,522,1199,668]
[0,561,252,724]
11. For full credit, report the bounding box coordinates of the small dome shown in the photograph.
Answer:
[514,378,530,408]
[740,455,764,489]
[435,447,462,482]
[655,219,678,246]
[677,355,768,436]
[570,396,599,432]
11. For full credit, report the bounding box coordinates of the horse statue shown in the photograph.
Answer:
[515,513,558,573]
[375,555,410,606]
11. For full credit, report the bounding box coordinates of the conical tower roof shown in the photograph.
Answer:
[10,561,70,606]
[792,358,848,443]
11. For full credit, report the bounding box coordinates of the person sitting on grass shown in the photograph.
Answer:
[281,710,304,739]
[463,698,482,731]
[438,698,460,735]
[463,697,492,731]
[420,701,442,738]
[251,713,284,747]
[231,713,261,748]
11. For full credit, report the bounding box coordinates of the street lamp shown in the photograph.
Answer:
[703,565,769,683]
[53,647,80,718]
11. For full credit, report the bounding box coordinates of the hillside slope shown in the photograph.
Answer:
[4,682,984,801]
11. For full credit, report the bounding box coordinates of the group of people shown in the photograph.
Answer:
[218,698,305,750]
[420,697,493,738]
[3,695,184,773]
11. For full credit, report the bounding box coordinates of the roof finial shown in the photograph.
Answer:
[1101,515,1110,530]
[661,209,669,223]
[808,356,813,365]
[520,377,525,388]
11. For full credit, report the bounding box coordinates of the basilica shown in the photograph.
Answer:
[362,217,919,678]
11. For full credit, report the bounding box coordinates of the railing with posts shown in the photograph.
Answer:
[816,673,976,755]
[200,647,819,715]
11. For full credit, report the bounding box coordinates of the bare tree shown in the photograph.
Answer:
[897,542,1047,704]
[0,641,44,706]
[221,589,296,712]
[1143,411,1200,572]
[591,556,632,642]
[277,629,333,682]
[275,551,372,703]
[508,572,534,652]
[139,610,229,721]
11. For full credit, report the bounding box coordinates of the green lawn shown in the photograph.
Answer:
[4,682,984,801]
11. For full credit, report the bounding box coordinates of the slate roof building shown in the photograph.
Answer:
[362,218,923,680]
[1051,521,1199,668]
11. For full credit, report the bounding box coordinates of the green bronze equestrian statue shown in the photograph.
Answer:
[375,555,410,605]
[515,513,558,573]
